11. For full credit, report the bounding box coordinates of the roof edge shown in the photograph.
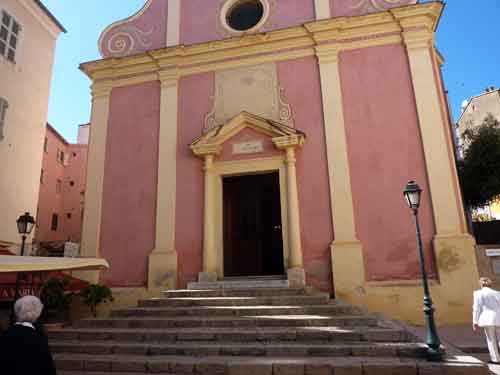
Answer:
[33,0,66,33]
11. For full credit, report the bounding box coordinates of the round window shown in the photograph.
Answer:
[226,0,265,32]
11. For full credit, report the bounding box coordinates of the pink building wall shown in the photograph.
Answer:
[100,0,167,58]
[180,0,315,46]
[62,144,87,242]
[92,0,451,290]
[330,0,417,17]
[99,82,160,287]
[176,73,213,287]
[278,57,333,292]
[339,44,437,282]
[37,125,86,244]
[219,128,282,162]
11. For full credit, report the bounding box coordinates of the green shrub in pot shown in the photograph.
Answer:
[39,276,73,324]
[80,284,114,317]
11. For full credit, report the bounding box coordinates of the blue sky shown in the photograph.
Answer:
[43,0,500,142]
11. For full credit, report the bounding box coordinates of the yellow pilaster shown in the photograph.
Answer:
[403,31,462,236]
[314,0,331,20]
[390,10,480,323]
[148,71,179,292]
[79,84,112,283]
[284,147,303,269]
[201,154,218,282]
[166,0,181,47]
[274,135,306,286]
[315,44,365,300]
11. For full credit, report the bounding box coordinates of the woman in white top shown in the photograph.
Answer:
[473,277,500,364]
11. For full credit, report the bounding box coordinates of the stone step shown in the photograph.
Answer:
[138,295,329,308]
[54,354,489,374]
[74,315,378,329]
[111,304,359,318]
[49,326,407,343]
[187,279,289,290]
[163,287,307,298]
[50,340,429,358]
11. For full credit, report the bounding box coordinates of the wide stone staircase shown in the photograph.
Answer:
[50,280,489,374]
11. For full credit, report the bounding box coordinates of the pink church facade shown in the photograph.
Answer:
[80,0,479,324]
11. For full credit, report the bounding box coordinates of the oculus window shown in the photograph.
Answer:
[226,0,264,31]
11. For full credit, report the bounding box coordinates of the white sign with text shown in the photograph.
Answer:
[232,140,264,155]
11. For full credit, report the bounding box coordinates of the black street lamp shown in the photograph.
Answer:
[403,181,442,361]
[11,213,36,323]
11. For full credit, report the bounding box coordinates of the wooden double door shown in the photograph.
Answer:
[223,172,285,277]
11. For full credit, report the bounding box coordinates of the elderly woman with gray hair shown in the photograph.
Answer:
[0,295,57,375]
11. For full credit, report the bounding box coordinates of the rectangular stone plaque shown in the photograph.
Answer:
[232,140,264,155]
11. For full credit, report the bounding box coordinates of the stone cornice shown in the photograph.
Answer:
[80,1,444,87]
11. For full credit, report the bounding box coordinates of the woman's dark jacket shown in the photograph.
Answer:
[0,323,57,375]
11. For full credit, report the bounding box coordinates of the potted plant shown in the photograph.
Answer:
[80,284,113,317]
[39,276,73,328]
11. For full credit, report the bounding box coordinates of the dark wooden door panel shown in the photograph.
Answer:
[223,172,284,277]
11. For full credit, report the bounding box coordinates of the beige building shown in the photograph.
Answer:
[458,87,500,136]
[0,0,64,253]
[457,87,500,219]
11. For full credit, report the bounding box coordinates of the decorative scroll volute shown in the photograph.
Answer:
[99,0,167,58]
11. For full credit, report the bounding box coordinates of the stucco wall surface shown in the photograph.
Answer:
[339,44,437,282]
[219,127,281,162]
[0,0,60,250]
[176,73,214,287]
[36,127,67,243]
[278,57,333,292]
[180,0,315,46]
[100,0,167,58]
[330,0,417,17]
[62,144,88,243]
[99,82,160,287]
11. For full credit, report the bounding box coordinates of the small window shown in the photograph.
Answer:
[40,169,44,184]
[69,180,75,187]
[56,179,62,194]
[0,10,21,63]
[59,150,65,164]
[66,213,72,219]
[51,214,59,231]
[0,97,8,140]
[72,152,76,157]
[226,0,264,31]
[44,137,48,152]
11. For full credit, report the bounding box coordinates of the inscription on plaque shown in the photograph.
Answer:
[232,140,264,155]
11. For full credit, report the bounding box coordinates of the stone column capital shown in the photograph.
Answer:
[91,83,113,99]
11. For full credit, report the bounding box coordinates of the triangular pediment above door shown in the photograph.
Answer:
[190,111,305,157]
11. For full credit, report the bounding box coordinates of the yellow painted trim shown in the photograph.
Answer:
[191,112,304,153]
[212,157,289,278]
[166,0,181,47]
[80,3,445,90]
[148,74,180,291]
[79,84,112,283]
[403,30,463,236]
[314,0,331,20]
[191,113,306,280]
[335,233,480,325]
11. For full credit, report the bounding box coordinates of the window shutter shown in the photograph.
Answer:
[0,98,8,140]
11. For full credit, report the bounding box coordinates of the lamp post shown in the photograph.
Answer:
[11,213,35,323]
[403,181,442,361]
